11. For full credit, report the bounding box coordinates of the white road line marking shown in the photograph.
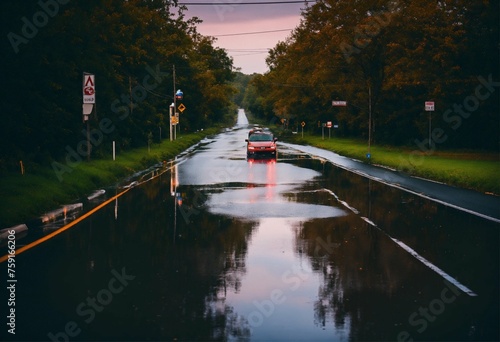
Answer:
[392,238,478,296]
[323,189,478,297]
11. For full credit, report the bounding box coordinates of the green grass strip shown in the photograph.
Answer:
[287,133,500,196]
[0,129,218,228]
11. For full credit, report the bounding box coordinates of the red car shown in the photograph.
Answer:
[245,132,278,158]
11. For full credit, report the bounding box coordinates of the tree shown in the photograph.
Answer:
[0,0,236,170]
[251,0,498,150]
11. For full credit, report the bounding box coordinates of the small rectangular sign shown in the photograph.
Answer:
[425,101,435,111]
[82,103,93,115]
[332,101,347,107]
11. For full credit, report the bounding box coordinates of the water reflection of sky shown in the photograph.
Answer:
[224,218,350,341]
[176,124,351,340]
[207,186,347,219]
[202,158,347,220]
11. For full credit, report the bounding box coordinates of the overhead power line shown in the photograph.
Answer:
[179,1,314,5]
[227,48,270,51]
[212,28,293,37]
[232,52,269,56]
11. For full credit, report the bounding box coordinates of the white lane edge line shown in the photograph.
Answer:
[391,238,478,297]
[321,191,479,297]
[286,143,500,224]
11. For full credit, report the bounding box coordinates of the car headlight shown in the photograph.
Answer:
[248,146,255,150]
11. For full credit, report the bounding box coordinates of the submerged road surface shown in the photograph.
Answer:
[1,109,498,341]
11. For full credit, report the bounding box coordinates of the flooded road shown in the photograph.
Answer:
[2,110,498,341]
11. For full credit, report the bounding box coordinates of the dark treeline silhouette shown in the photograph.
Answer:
[1,0,236,170]
[243,0,499,151]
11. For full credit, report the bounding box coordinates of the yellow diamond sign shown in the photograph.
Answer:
[178,103,186,112]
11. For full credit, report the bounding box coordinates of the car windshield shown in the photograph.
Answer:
[249,134,273,142]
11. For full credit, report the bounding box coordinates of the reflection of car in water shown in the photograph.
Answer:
[247,157,276,165]
[245,131,277,158]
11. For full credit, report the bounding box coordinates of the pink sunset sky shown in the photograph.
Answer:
[181,1,309,75]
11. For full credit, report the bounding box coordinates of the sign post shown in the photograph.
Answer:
[172,65,177,141]
[301,121,305,138]
[425,101,435,148]
[331,101,346,141]
[368,86,372,160]
[169,103,174,141]
[83,73,95,161]
[175,89,183,135]
[327,121,332,139]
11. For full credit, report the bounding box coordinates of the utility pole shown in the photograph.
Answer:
[173,64,176,141]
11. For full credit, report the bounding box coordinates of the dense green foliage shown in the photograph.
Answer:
[243,0,499,151]
[1,0,236,171]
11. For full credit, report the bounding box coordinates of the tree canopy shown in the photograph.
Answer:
[1,0,236,169]
[244,0,499,150]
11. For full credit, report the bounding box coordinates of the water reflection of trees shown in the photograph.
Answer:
[290,160,499,341]
[61,176,256,340]
[119,179,254,340]
[294,216,435,340]
[300,159,499,293]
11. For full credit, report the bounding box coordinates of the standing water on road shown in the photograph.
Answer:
[2,109,498,341]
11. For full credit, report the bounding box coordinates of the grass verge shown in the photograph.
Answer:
[285,133,500,195]
[0,129,219,228]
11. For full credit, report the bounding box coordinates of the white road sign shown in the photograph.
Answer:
[425,101,435,111]
[83,74,95,104]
